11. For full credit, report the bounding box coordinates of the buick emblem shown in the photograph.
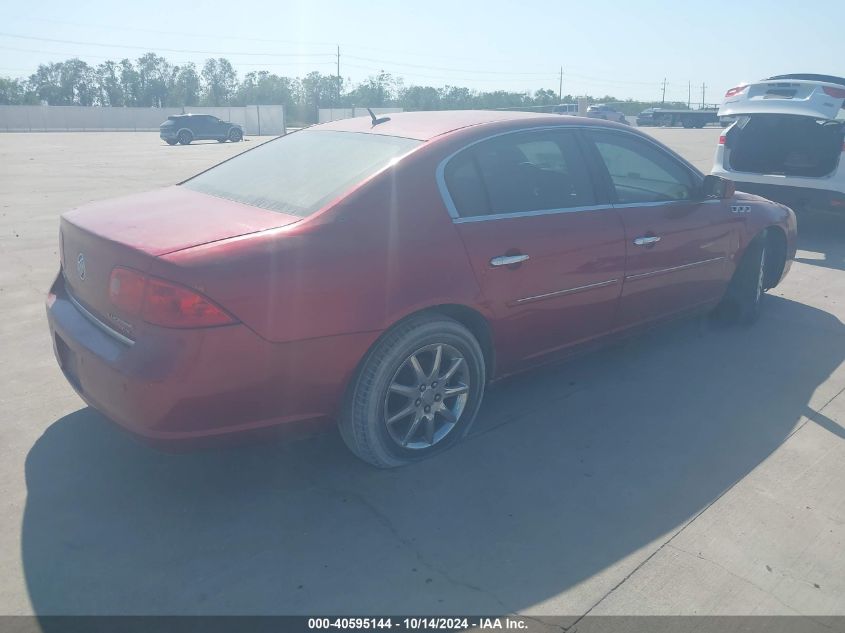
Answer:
[76,253,86,280]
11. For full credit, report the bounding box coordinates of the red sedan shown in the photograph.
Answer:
[46,111,797,467]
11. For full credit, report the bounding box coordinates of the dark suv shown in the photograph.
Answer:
[160,114,244,145]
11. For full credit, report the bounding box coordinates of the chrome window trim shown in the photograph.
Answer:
[612,199,721,210]
[625,256,725,281]
[435,123,708,224]
[452,198,721,223]
[67,288,135,347]
[453,204,608,223]
[513,278,619,305]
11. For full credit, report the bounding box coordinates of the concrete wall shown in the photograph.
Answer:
[318,107,403,124]
[0,105,286,135]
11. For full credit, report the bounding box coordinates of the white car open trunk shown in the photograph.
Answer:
[718,74,845,178]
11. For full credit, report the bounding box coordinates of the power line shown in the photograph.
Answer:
[5,15,560,66]
[344,54,559,77]
[0,31,337,58]
[341,62,558,85]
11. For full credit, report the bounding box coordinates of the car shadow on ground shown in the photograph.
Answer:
[793,215,845,271]
[22,294,845,615]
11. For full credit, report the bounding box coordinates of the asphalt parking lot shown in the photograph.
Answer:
[0,128,843,618]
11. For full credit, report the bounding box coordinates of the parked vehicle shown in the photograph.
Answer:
[639,107,719,128]
[551,103,579,115]
[47,111,796,467]
[159,114,244,145]
[586,104,628,124]
[712,74,845,215]
[636,108,658,126]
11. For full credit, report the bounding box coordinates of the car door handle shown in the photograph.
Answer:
[490,254,530,267]
[633,236,661,246]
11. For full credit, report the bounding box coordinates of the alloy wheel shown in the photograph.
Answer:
[382,343,470,450]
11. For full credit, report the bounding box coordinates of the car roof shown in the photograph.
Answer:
[312,110,559,141]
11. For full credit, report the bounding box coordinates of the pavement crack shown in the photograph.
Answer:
[320,484,510,611]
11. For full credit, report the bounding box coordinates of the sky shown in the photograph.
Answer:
[1,0,841,104]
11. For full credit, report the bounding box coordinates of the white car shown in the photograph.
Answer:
[711,74,845,215]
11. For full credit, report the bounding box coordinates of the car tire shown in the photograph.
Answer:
[165,139,177,146]
[228,128,243,142]
[717,232,768,326]
[177,130,193,145]
[339,314,486,468]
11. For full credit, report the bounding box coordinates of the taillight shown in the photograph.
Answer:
[719,135,727,145]
[109,267,236,328]
[822,85,845,99]
[109,267,146,314]
[725,85,748,98]
[143,277,234,328]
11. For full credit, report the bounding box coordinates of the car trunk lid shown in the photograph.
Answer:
[719,78,845,120]
[63,186,300,257]
[60,186,300,333]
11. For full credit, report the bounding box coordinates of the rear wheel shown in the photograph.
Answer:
[177,130,193,145]
[339,314,486,468]
[165,139,177,146]
[228,128,243,142]
[717,233,768,325]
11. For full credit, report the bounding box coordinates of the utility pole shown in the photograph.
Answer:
[688,81,691,108]
[661,78,667,104]
[559,66,563,101]
[336,45,341,107]
[701,82,706,108]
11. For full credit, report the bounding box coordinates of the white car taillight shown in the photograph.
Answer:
[725,85,748,98]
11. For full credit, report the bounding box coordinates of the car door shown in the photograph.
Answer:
[441,127,627,370]
[196,115,217,140]
[582,128,736,329]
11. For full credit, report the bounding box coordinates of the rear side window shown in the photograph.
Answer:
[588,130,698,203]
[444,129,595,217]
[184,130,421,217]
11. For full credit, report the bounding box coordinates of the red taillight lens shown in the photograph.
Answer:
[822,86,845,99]
[142,277,235,328]
[725,85,748,98]
[719,135,727,145]
[109,267,235,328]
[109,267,147,314]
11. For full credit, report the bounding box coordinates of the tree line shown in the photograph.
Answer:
[0,54,688,124]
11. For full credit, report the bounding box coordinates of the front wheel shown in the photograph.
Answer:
[716,234,767,325]
[339,315,486,468]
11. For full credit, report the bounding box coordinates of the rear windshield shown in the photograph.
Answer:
[183,130,422,217]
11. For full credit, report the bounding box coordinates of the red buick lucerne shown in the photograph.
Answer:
[46,110,797,467]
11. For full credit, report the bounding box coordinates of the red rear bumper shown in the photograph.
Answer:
[46,272,377,445]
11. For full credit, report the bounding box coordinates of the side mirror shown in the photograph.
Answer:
[702,174,736,199]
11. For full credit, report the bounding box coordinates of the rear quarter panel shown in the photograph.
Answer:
[154,141,485,344]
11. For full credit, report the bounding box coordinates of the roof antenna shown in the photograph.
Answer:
[367,107,391,126]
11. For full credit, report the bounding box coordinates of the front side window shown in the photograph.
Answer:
[443,129,595,217]
[588,131,699,204]
[184,130,421,217]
